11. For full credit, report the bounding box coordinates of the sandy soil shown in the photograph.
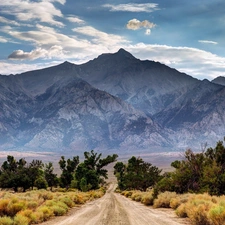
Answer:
[40,183,190,225]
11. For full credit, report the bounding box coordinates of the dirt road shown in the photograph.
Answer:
[41,183,190,225]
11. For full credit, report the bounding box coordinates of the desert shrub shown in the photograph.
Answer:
[122,190,134,197]
[58,196,75,208]
[176,203,188,218]
[29,211,44,224]
[51,205,67,216]
[208,205,225,225]
[44,200,68,216]
[26,201,38,209]
[176,194,215,225]
[170,197,181,209]
[89,189,105,199]
[153,191,177,208]
[0,216,14,225]
[18,209,40,224]
[170,193,191,209]
[0,199,10,216]
[13,214,29,225]
[73,193,88,204]
[131,191,143,202]
[37,206,54,221]
[187,203,211,225]
[141,192,154,206]
[38,190,53,200]
[6,201,26,217]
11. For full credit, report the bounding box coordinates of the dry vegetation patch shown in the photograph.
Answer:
[0,188,105,224]
[121,189,225,225]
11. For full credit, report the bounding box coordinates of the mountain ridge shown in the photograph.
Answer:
[0,49,224,153]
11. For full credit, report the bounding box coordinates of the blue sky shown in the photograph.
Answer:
[0,0,225,80]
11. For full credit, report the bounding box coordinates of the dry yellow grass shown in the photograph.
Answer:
[0,188,105,224]
[121,189,225,225]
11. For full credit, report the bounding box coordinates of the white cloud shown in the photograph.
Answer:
[0,16,20,26]
[128,43,225,80]
[103,3,159,12]
[67,16,85,25]
[5,22,128,62]
[198,40,218,45]
[127,19,156,30]
[47,0,66,4]
[0,0,64,27]
[0,36,8,43]
[8,46,65,60]
[145,29,151,35]
[3,42,225,80]
[0,60,61,75]
[72,26,129,46]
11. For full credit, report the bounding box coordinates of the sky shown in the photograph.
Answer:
[0,0,225,80]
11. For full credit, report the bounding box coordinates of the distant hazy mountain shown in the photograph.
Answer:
[0,49,224,153]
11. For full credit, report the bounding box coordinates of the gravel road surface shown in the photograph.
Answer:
[40,183,190,225]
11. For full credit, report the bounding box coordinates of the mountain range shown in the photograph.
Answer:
[0,49,224,154]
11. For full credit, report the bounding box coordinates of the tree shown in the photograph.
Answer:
[75,150,118,191]
[59,156,79,188]
[114,162,126,190]
[44,162,58,190]
[34,177,48,189]
[0,156,31,192]
[114,156,162,191]
[159,139,225,195]
[27,160,44,190]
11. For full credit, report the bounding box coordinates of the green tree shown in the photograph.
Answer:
[75,150,118,191]
[0,156,31,192]
[114,156,161,191]
[44,162,58,190]
[34,177,48,189]
[27,160,44,190]
[114,162,126,190]
[59,156,79,188]
[159,139,225,195]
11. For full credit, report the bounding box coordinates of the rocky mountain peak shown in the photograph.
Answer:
[115,48,136,59]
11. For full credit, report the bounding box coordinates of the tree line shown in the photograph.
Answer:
[114,139,225,196]
[1,139,225,196]
[0,150,118,192]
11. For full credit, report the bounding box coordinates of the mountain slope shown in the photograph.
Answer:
[79,48,199,116]
[0,70,169,152]
[212,76,225,86]
[77,49,225,147]
[0,49,225,152]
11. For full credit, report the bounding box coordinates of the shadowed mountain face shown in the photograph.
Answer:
[79,49,199,116]
[0,49,225,152]
[212,76,225,86]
